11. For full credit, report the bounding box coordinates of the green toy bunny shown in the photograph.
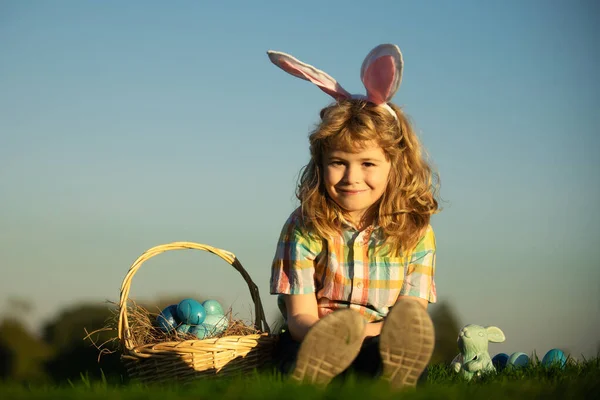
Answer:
[450,324,506,380]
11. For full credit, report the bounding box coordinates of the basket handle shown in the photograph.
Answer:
[117,242,271,349]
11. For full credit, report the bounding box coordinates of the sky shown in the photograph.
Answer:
[1,0,598,359]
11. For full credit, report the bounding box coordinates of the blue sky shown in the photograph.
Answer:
[1,0,598,359]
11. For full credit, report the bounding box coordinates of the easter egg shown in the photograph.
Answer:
[507,352,529,368]
[203,314,229,336]
[542,349,567,368]
[189,324,210,340]
[176,324,191,335]
[156,304,179,333]
[177,298,206,325]
[492,353,509,371]
[202,299,225,315]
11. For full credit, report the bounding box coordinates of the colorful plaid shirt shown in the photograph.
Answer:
[270,209,437,322]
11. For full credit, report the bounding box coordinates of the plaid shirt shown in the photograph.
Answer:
[270,209,437,322]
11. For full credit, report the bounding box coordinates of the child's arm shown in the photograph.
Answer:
[284,293,320,342]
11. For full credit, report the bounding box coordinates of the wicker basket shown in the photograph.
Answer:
[117,242,278,383]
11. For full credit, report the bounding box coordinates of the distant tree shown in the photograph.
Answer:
[42,303,117,352]
[429,301,462,365]
[0,339,14,380]
[41,302,126,382]
[0,318,53,382]
[44,343,126,383]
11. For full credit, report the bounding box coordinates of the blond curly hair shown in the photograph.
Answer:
[296,99,440,255]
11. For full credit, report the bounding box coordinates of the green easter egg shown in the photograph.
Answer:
[176,324,191,335]
[202,299,225,315]
[203,314,228,336]
[189,324,210,340]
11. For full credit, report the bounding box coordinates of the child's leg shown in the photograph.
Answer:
[343,336,429,384]
[287,309,366,385]
[344,336,382,378]
[378,297,435,389]
[273,329,301,375]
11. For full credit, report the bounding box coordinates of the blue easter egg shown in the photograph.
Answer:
[156,304,180,333]
[507,352,529,368]
[202,299,225,315]
[177,298,206,325]
[176,324,191,335]
[203,314,228,336]
[189,324,210,340]
[492,353,509,370]
[542,349,567,368]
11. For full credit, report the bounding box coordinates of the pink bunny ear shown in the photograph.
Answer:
[267,50,351,100]
[360,44,403,105]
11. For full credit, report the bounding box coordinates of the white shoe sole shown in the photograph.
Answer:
[379,298,435,389]
[291,309,366,385]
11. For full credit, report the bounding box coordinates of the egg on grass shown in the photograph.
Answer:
[507,352,530,368]
[542,349,567,368]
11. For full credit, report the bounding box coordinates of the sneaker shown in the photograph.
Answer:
[379,298,435,389]
[291,309,366,385]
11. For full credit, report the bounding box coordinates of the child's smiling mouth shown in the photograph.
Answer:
[337,188,367,195]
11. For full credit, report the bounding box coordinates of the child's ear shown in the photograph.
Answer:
[360,44,403,105]
[486,326,506,343]
[267,50,351,100]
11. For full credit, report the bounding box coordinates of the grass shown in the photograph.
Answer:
[1,359,598,399]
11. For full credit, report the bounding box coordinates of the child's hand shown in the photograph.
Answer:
[363,320,383,339]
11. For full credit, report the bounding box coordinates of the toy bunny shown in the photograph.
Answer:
[450,324,506,380]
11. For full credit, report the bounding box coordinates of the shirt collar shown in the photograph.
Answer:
[339,214,380,233]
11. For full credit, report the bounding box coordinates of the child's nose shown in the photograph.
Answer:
[344,165,361,183]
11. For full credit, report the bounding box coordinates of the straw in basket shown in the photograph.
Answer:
[117,242,278,383]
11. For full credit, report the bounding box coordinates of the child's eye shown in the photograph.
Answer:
[363,162,375,167]
[329,161,344,166]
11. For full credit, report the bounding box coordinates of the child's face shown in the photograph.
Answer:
[323,142,391,226]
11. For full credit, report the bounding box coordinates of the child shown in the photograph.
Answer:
[267,44,439,389]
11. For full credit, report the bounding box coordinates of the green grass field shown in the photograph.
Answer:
[1,359,598,399]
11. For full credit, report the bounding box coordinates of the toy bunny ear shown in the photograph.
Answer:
[360,44,403,105]
[267,50,351,101]
[486,326,506,343]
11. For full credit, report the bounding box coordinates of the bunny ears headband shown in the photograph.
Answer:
[267,44,403,119]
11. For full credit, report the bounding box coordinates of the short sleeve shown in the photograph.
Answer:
[399,225,437,303]
[269,212,322,295]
